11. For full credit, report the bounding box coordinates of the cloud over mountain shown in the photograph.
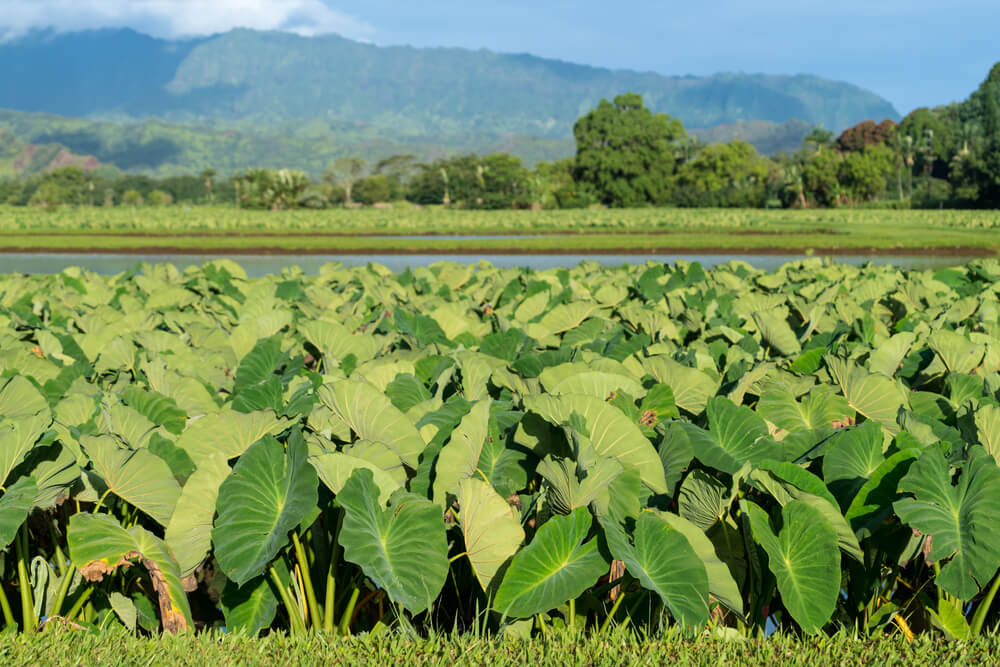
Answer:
[0,0,373,41]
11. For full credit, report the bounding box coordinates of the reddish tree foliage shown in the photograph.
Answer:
[836,119,897,152]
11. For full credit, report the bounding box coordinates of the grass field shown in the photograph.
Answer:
[2,631,997,667]
[0,205,997,254]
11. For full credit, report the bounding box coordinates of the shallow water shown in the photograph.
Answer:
[0,252,982,277]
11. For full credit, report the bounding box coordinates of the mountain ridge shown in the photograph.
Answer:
[1,27,898,136]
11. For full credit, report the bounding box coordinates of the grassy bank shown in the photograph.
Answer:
[1,631,996,667]
[0,206,997,254]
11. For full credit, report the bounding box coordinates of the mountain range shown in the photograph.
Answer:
[0,28,901,176]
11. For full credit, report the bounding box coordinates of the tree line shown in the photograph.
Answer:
[3,62,999,211]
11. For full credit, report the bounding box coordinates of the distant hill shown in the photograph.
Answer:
[0,127,100,178]
[0,28,898,137]
[0,109,575,178]
[692,119,816,156]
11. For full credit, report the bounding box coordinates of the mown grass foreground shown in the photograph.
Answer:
[2,257,1000,647]
[1,631,998,667]
[0,206,998,254]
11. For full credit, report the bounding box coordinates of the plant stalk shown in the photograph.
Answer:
[269,565,306,637]
[292,531,322,629]
[0,582,15,629]
[599,592,627,634]
[323,565,336,634]
[16,525,36,633]
[64,586,93,622]
[339,587,360,636]
[970,570,1000,636]
[48,565,76,619]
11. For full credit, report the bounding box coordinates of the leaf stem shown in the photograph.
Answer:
[48,565,76,619]
[0,581,15,629]
[323,564,336,634]
[64,586,93,622]
[339,587,360,636]
[269,565,306,636]
[292,531,322,630]
[600,592,626,634]
[92,489,112,515]
[970,570,1000,636]
[16,525,35,633]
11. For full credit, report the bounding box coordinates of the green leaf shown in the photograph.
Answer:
[68,513,192,632]
[976,404,1000,464]
[165,454,231,578]
[681,397,775,475]
[677,469,729,532]
[658,511,743,615]
[845,448,920,538]
[83,434,181,526]
[827,357,906,433]
[432,400,490,503]
[456,478,524,593]
[122,387,187,436]
[176,409,289,465]
[929,330,984,375]
[523,393,667,493]
[212,436,318,586]
[338,468,449,614]
[0,412,51,487]
[753,310,801,356]
[757,386,851,433]
[221,575,278,636]
[109,591,138,632]
[318,379,427,469]
[643,357,719,416]
[494,507,606,618]
[612,511,710,626]
[0,475,36,550]
[745,500,839,634]
[894,446,1000,600]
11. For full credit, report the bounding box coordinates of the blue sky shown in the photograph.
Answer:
[2,1,996,114]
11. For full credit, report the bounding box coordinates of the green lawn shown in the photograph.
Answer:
[1,631,996,667]
[0,205,997,254]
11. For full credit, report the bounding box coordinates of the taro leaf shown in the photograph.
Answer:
[394,309,451,347]
[614,511,711,626]
[659,424,694,494]
[318,379,426,469]
[109,591,138,631]
[745,500,839,634]
[976,404,1000,464]
[677,469,729,532]
[432,400,490,503]
[176,409,289,465]
[643,357,719,416]
[83,434,181,526]
[385,374,431,412]
[476,415,529,499]
[757,386,852,433]
[639,384,679,422]
[868,332,917,378]
[523,394,667,493]
[894,446,1000,601]
[0,475,36,549]
[0,375,49,419]
[0,412,51,487]
[680,397,775,475]
[750,461,863,563]
[68,513,192,632]
[929,330,985,375]
[221,575,278,636]
[337,468,448,614]
[300,319,379,366]
[212,436,318,586]
[165,454,231,578]
[822,421,885,505]
[309,450,402,506]
[122,387,187,436]
[845,448,920,539]
[753,310,801,356]
[494,507,606,618]
[456,478,525,593]
[826,357,906,433]
[23,442,78,509]
[233,336,283,393]
[539,363,645,400]
[658,511,743,615]
[537,455,623,515]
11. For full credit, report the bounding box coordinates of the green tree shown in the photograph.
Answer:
[803,126,835,152]
[838,145,895,203]
[353,174,396,205]
[673,141,770,207]
[324,158,367,204]
[572,93,686,207]
[801,150,842,207]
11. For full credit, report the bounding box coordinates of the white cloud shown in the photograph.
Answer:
[0,0,374,41]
